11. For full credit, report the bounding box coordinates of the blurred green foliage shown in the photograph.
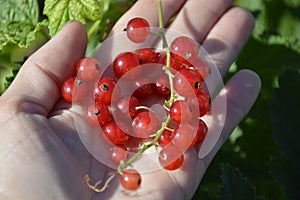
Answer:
[194,0,300,199]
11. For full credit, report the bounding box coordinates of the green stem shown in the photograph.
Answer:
[87,20,101,40]
[118,114,171,174]
[117,0,177,175]
[158,0,163,29]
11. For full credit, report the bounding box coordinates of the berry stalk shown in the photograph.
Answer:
[117,0,177,174]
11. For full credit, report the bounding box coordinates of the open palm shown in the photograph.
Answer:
[0,0,261,199]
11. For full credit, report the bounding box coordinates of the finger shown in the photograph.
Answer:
[168,0,233,42]
[3,21,87,115]
[201,70,261,160]
[202,7,254,77]
[111,0,186,33]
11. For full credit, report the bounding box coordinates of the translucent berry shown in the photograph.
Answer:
[153,74,171,97]
[113,52,141,79]
[172,124,197,149]
[173,68,203,97]
[109,145,128,165]
[126,17,150,43]
[120,169,142,190]
[75,57,102,82]
[102,120,130,145]
[170,36,199,63]
[61,77,88,103]
[114,95,141,120]
[159,145,184,170]
[133,78,153,98]
[136,48,161,64]
[170,100,194,124]
[133,111,160,139]
[85,101,111,126]
[94,77,119,105]
[158,128,175,147]
[197,119,208,143]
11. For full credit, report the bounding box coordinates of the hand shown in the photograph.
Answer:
[0,0,261,199]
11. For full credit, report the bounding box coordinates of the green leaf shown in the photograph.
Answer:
[3,65,22,91]
[192,187,216,200]
[270,70,300,199]
[235,0,300,53]
[44,0,105,37]
[0,0,48,50]
[219,164,264,200]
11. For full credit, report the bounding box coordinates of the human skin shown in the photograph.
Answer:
[0,0,261,199]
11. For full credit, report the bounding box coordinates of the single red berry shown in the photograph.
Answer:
[153,74,171,97]
[173,68,203,97]
[85,101,111,127]
[172,124,198,150]
[109,145,128,165]
[192,57,210,80]
[189,88,210,117]
[170,36,199,63]
[114,95,141,120]
[158,128,175,147]
[159,145,184,170]
[75,57,102,82]
[136,48,161,64]
[189,132,199,148]
[113,52,141,79]
[170,100,194,124]
[94,77,119,105]
[102,120,130,145]
[133,78,153,98]
[162,53,188,71]
[133,111,161,139]
[197,119,208,143]
[123,137,144,153]
[61,77,88,103]
[126,17,150,43]
[120,169,142,190]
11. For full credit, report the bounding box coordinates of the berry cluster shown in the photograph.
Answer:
[61,16,210,191]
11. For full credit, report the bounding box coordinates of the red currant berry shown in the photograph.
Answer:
[153,74,171,97]
[162,53,187,71]
[94,77,119,105]
[133,78,153,98]
[75,57,102,82]
[120,169,142,190]
[172,124,197,149]
[197,119,208,143]
[113,52,141,79]
[102,121,130,145]
[126,17,150,43]
[123,137,144,153]
[109,145,128,165]
[136,48,161,64]
[85,102,111,127]
[170,100,194,124]
[133,111,160,138]
[114,95,141,120]
[61,77,88,103]
[170,36,199,63]
[192,57,210,80]
[190,88,210,117]
[159,145,184,170]
[173,68,203,97]
[158,128,175,147]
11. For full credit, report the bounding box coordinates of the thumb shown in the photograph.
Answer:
[3,21,87,115]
